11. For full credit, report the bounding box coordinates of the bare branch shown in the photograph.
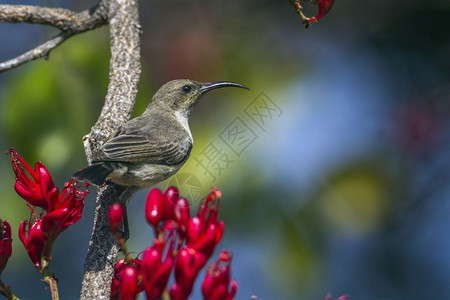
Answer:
[0,3,108,31]
[0,1,108,73]
[2,5,80,31]
[83,0,142,155]
[0,32,69,72]
[80,0,142,298]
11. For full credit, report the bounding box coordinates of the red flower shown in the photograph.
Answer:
[145,186,182,232]
[169,188,224,300]
[145,188,165,230]
[10,149,89,268]
[170,245,208,300]
[141,221,178,300]
[202,250,237,300]
[174,197,190,237]
[119,265,139,300]
[41,179,88,240]
[0,219,12,277]
[18,217,46,268]
[187,188,224,258]
[112,187,234,300]
[10,148,56,210]
[164,186,179,220]
[108,203,124,233]
[307,0,335,23]
[111,260,124,299]
[111,259,143,300]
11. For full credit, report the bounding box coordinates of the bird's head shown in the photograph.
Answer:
[149,79,249,116]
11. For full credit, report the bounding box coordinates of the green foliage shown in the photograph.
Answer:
[1,30,106,170]
[0,28,154,172]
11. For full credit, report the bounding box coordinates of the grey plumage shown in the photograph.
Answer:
[73,79,248,189]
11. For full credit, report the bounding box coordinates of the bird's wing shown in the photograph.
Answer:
[93,129,192,165]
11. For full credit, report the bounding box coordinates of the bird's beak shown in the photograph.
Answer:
[200,81,250,94]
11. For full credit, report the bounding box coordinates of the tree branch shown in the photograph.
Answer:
[0,1,108,73]
[0,4,102,31]
[0,32,69,72]
[80,0,141,298]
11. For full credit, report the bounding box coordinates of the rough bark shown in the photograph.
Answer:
[80,0,141,298]
[0,3,108,32]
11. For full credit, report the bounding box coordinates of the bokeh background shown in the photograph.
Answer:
[1,0,449,299]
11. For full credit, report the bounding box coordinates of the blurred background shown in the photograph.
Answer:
[1,0,449,299]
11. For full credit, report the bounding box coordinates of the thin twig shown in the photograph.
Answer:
[0,1,108,73]
[0,32,69,72]
[45,276,59,300]
[289,0,312,28]
[40,257,59,300]
[0,279,19,300]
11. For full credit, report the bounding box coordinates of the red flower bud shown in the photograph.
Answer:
[111,260,141,300]
[14,178,46,208]
[307,0,335,23]
[145,188,165,229]
[111,260,125,299]
[119,265,139,300]
[164,186,179,220]
[18,219,45,268]
[186,188,223,258]
[10,148,56,210]
[192,222,224,259]
[141,245,162,280]
[169,283,185,300]
[38,163,57,208]
[202,250,237,300]
[172,246,208,299]
[187,217,202,244]
[108,203,124,233]
[174,197,190,236]
[0,219,12,277]
[141,224,177,300]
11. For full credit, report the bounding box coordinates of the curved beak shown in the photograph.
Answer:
[200,81,250,94]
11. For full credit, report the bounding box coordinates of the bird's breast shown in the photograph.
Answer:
[108,162,184,188]
[174,111,193,143]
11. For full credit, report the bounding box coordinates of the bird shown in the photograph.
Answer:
[73,79,249,189]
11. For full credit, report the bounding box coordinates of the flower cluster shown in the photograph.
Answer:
[109,187,236,300]
[170,188,224,300]
[10,148,89,269]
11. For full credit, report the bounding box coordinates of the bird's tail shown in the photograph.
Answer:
[72,164,112,186]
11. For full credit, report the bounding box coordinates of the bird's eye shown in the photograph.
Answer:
[182,85,192,93]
